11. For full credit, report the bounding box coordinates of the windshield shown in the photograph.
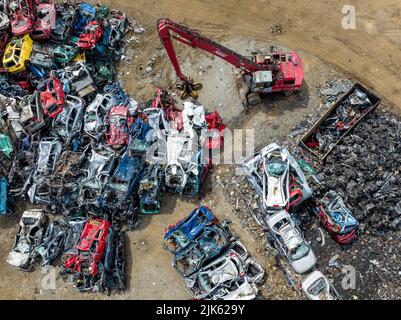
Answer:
[289,241,310,260]
[266,160,286,177]
[307,277,327,296]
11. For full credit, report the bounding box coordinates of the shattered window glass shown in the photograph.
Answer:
[289,241,310,260]
[266,161,286,177]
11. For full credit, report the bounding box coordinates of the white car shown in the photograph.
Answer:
[208,276,259,300]
[7,209,48,271]
[302,271,341,300]
[185,244,265,299]
[267,210,316,274]
[243,143,313,212]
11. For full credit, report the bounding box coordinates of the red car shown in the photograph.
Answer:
[77,21,103,49]
[31,3,56,40]
[105,106,133,147]
[63,218,110,277]
[205,111,225,150]
[8,0,35,36]
[40,77,65,118]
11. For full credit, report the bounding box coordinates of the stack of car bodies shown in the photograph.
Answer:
[243,143,317,274]
[164,205,265,300]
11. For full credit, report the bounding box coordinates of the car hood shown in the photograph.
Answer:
[291,249,316,274]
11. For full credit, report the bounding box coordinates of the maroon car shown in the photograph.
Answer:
[31,2,56,40]
[104,105,133,147]
[8,0,35,36]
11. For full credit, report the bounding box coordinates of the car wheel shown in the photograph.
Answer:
[247,93,262,106]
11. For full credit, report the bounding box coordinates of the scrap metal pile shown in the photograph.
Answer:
[313,111,401,233]
[164,205,265,300]
[236,83,383,299]
[0,1,224,294]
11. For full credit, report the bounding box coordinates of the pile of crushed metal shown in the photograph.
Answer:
[220,79,401,299]
[0,1,224,295]
[290,82,401,299]
[163,205,265,300]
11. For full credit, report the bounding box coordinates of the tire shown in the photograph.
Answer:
[283,91,293,97]
[247,93,262,106]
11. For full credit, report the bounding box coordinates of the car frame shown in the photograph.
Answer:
[8,0,35,36]
[7,209,48,271]
[266,209,316,274]
[173,224,232,277]
[84,93,115,137]
[301,270,341,300]
[163,205,218,254]
[243,143,312,212]
[31,2,56,40]
[40,76,65,118]
[2,33,33,73]
[52,95,84,143]
[313,190,359,244]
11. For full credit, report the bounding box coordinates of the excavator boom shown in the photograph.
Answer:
[157,18,262,82]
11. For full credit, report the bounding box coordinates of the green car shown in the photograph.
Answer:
[0,134,13,159]
[54,40,81,64]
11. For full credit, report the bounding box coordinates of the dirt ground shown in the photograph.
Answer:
[1,0,401,299]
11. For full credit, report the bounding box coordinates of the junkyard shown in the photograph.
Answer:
[0,0,401,301]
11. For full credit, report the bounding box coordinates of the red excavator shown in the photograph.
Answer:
[157,18,304,107]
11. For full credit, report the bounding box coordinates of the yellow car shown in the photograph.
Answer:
[2,34,33,73]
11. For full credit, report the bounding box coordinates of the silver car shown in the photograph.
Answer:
[185,245,265,299]
[7,209,48,271]
[267,210,316,274]
[53,95,85,143]
[84,93,115,137]
[302,271,341,300]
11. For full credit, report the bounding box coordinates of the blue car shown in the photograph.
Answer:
[172,224,231,277]
[0,176,11,216]
[163,205,218,254]
[313,190,359,244]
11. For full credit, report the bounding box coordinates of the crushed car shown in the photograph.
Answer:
[266,209,316,274]
[61,217,110,292]
[40,76,65,118]
[2,33,33,73]
[7,209,48,271]
[8,0,35,36]
[31,2,56,40]
[301,270,341,300]
[243,143,312,212]
[52,95,84,144]
[312,190,359,244]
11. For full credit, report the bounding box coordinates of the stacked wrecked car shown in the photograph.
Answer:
[0,1,227,295]
[164,206,265,300]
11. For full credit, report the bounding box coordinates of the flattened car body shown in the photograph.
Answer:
[243,143,312,212]
[52,95,84,142]
[84,93,115,136]
[2,33,33,73]
[267,210,316,274]
[302,271,341,300]
[163,205,218,254]
[31,3,56,40]
[313,190,359,244]
[173,224,231,277]
[8,0,35,36]
[7,209,48,270]
[63,218,110,277]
